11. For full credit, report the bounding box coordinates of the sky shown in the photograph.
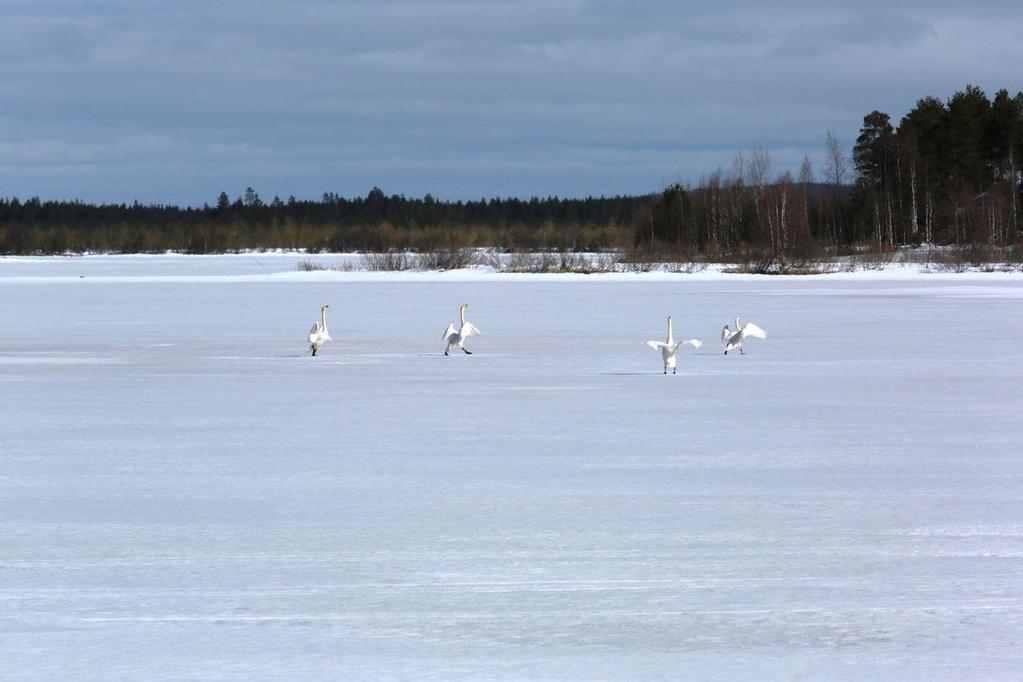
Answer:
[1,1,1021,205]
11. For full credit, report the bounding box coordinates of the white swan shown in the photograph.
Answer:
[308,304,331,356]
[646,316,701,374]
[443,303,481,355]
[721,315,766,355]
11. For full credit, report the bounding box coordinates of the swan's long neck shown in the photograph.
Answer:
[321,307,328,331]
[459,305,466,327]
[735,316,741,331]
[666,316,673,344]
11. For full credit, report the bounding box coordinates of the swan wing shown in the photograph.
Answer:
[463,323,481,336]
[742,322,767,339]
[442,323,458,340]
[678,339,702,349]
[647,341,669,350]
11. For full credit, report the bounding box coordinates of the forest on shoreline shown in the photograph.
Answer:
[1,85,1020,270]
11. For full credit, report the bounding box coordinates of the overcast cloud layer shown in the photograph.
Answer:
[2,1,1022,204]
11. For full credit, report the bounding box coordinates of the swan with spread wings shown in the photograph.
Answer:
[721,315,766,355]
[646,316,701,374]
[443,303,481,356]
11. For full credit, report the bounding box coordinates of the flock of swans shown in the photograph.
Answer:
[308,303,766,372]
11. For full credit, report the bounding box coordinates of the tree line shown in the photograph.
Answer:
[1,84,1020,259]
[641,85,1022,263]
[0,189,644,254]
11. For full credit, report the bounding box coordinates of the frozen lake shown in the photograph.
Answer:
[2,256,1022,679]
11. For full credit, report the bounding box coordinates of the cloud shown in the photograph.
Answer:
[0,1,1021,203]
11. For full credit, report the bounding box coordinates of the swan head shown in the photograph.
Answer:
[322,304,330,310]
[460,303,468,311]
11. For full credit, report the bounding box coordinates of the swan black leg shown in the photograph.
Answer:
[462,348,472,355]
[444,350,449,356]
[311,348,316,356]
[673,367,676,374]
[740,348,744,355]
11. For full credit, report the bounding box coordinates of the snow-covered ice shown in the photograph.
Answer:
[2,255,1022,679]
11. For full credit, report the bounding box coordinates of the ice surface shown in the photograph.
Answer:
[2,256,1022,679]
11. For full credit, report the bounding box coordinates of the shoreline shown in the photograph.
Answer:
[1,254,1022,284]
